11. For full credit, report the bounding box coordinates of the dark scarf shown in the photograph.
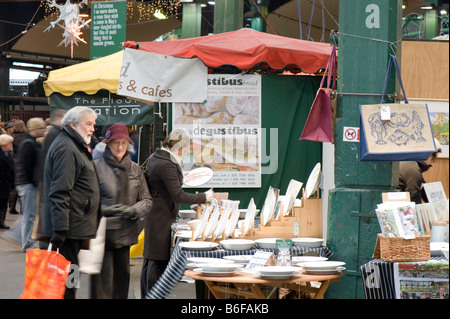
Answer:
[103,146,131,206]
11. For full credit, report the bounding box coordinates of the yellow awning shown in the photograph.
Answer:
[43,50,123,96]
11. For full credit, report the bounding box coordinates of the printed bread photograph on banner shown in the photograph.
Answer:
[174,74,262,188]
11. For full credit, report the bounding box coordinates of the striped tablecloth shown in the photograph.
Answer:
[360,257,448,299]
[144,243,333,299]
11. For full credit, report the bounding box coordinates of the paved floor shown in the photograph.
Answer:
[0,213,195,299]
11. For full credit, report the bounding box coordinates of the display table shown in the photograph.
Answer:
[184,269,342,299]
[144,243,333,299]
[360,257,448,299]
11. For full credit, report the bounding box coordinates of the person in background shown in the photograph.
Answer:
[398,138,443,204]
[140,128,213,298]
[14,118,46,251]
[40,106,101,299]
[4,121,14,135]
[11,119,26,155]
[0,134,15,229]
[90,123,152,299]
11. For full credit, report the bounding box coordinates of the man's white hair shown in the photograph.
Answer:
[61,106,97,126]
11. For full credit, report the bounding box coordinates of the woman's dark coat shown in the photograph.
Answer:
[144,148,206,260]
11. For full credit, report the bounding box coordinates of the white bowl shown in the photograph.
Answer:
[291,237,323,248]
[179,209,197,219]
[292,256,328,263]
[298,261,346,270]
[255,238,282,249]
[187,219,200,231]
[256,266,300,275]
[220,239,255,250]
[201,263,245,272]
[223,255,254,263]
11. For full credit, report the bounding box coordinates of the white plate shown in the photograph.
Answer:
[430,242,449,256]
[282,179,303,216]
[291,237,323,248]
[259,273,298,280]
[213,207,231,241]
[261,187,278,226]
[201,263,245,272]
[257,266,300,275]
[242,199,257,236]
[179,241,219,251]
[193,205,212,240]
[176,230,193,239]
[255,238,281,249]
[305,163,321,198]
[187,257,235,264]
[224,207,240,239]
[223,255,254,263]
[303,267,346,275]
[220,239,255,250]
[193,268,237,277]
[299,261,346,270]
[292,256,328,263]
[184,167,214,187]
[203,206,221,239]
[178,210,197,219]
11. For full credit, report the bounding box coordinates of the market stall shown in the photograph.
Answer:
[43,50,154,162]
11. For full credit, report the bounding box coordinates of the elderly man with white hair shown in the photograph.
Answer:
[40,106,101,299]
[141,128,213,298]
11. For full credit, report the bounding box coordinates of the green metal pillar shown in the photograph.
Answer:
[424,9,440,39]
[249,0,269,32]
[326,0,402,299]
[182,2,202,39]
[214,0,243,34]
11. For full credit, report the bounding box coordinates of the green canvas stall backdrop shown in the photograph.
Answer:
[177,74,323,210]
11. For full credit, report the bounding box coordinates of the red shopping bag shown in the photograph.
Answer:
[300,46,337,143]
[20,245,71,299]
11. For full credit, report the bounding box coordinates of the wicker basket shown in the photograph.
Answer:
[372,233,431,262]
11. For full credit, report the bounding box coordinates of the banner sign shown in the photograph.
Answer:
[50,90,153,126]
[173,74,262,188]
[90,0,127,60]
[117,48,208,103]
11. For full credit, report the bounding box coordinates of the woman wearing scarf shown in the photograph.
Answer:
[141,128,213,298]
[91,123,152,299]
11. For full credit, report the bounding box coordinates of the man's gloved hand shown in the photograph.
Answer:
[102,204,124,217]
[119,205,139,221]
[50,231,66,249]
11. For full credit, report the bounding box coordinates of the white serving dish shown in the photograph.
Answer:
[220,239,255,250]
[303,267,346,275]
[201,263,245,272]
[256,266,300,276]
[179,241,219,251]
[299,261,346,270]
[292,256,328,263]
[259,273,297,280]
[255,238,281,249]
[178,210,197,219]
[430,242,449,256]
[193,268,237,277]
[187,257,234,264]
[291,237,323,248]
[176,230,193,239]
[223,255,254,263]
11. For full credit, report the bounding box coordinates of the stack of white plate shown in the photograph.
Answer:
[256,266,301,279]
[186,257,234,269]
[220,239,255,250]
[223,255,254,264]
[255,238,281,249]
[179,241,219,251]
[194,263,245,277]
[291,238,323,248]
[298,261,346,275]
[292,256,328,264]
